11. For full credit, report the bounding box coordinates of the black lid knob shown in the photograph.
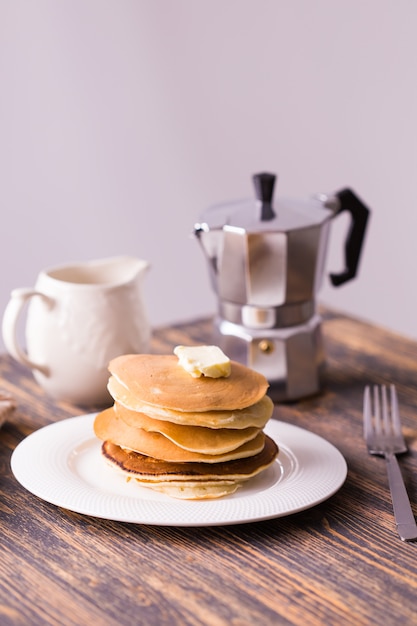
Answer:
[253,172,276,221]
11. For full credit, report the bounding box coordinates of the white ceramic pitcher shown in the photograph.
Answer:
[2,256,151,406]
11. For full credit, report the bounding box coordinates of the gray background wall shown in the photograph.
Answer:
[1,0,416,352]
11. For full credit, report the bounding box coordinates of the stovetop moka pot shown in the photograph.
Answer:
[194,173,370,401]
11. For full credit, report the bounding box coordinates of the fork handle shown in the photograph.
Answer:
[385,453,417,541]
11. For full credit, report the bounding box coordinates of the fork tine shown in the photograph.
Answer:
[363,385,371,439]
[381,385,390,434]
[373,385,382,435]
[390,384,402,437]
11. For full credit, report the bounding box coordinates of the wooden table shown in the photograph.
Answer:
[1,310,417,625]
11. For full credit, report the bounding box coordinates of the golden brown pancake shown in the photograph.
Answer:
[113,402,260,454]
[108,354,269,412]
[140,481,240,499]
[96,349,277,499]
[94,407,266,463]
[102,434,278,483]
[107,376,274,429]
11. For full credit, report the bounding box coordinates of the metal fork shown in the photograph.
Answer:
[364,384,417,541]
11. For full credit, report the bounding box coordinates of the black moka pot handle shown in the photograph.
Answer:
[329,188,370,286]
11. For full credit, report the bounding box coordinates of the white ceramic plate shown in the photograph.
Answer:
[11,414,347,527]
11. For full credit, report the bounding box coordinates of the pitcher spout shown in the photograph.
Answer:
[85,256,150,286]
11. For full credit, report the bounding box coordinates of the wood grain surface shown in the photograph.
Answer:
[1,310,417,626]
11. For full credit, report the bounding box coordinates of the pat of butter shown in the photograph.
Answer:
[174,345,231,378]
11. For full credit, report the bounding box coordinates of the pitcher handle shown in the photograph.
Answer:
[329,188,370,287]
[2,288,52,374]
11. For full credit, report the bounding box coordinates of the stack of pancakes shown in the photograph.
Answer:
[94,352,278,500]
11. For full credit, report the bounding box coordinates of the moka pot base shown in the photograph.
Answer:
[213,314,325,403]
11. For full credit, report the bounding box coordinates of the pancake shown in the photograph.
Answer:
[107,376,274,429]
[114,402,260,454]
[140,481,240,499]
[94,407,266,463]
[96,348,277,500]
[102,435,278,479]
[108,354,269,412]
